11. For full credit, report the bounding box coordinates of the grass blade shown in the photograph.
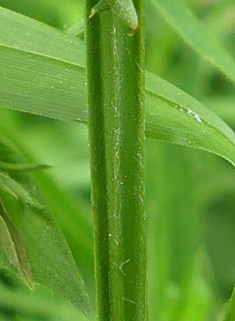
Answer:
[0,44,87,122]
[0,162,51,173]
[145,72,235,167]
[1,7,235,169]
[151,0,235,85]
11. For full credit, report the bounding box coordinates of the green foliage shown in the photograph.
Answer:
[0,135,92,318]
[151,0,235,84]
[2,7,235,168]
[1,0,235,320]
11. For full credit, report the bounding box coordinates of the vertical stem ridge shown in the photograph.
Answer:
[86,0,146,320]
[86,3,110,320]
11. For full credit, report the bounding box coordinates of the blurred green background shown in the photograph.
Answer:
[1,0,235,320]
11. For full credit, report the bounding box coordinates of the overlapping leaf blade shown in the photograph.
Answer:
[1,7,235,167]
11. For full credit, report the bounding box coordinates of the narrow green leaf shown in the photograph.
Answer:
[0,172,44,209]
[17,205,92,318]
[0,174,18,199]
[0,161,51,173]
[151,0,235,84]
[0,44,87,122]
[0,201,34,289]
[0,6,85,65]
[0,134,92,318]
[1,7,235,169]
[145,72,235,167]
[0,212,32,288]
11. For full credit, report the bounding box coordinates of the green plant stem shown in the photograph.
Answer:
[86,0,146,320]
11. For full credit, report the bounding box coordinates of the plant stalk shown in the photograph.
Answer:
[86,0,146,320]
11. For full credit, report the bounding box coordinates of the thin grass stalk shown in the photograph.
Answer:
[86,0,146,320]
